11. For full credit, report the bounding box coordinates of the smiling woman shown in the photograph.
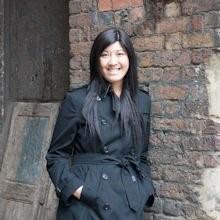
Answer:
[46,28,155,220]
[99,41,129,97]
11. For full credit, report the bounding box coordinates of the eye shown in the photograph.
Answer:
[100,52,109,57]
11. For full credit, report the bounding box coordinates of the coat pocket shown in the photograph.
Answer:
[80,165,103,207]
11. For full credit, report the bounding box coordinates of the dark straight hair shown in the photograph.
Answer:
[82,28,144,149]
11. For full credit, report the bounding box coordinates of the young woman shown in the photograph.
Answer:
[46,28,155,220]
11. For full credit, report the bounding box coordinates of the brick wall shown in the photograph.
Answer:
[0,0,4,134]
[69,0,220,219]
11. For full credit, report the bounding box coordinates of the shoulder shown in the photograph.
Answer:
[136,85,151,112]
[137,84,150,102]
[62,84,89,108]
[68,84,89,99]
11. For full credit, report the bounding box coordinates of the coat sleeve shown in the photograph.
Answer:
[140,94,155,207]
[140,94,151,176]
[46,92,83,205]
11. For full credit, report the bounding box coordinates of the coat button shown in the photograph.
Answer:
[131,175,136,182]
[102,173,109,180]
[103,204,110,210]
[101,119,108,125]
[103,145,109,153]
[96,95,101,101]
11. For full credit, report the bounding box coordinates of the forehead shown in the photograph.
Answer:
[103,41,125,52]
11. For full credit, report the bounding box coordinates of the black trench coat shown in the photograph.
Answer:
[46,85,155,220]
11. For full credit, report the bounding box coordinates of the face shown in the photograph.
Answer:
[99,41,129,89]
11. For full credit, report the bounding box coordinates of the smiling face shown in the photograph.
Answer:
[99,41,129,93]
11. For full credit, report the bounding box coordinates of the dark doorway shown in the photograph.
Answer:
[4,0,69,103]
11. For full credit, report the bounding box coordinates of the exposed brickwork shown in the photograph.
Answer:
[0,0,4,134]
[69,0,220,219]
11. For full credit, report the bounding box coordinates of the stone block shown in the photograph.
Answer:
[98,0,112,12]
[163,67,181,81]
[156,17,190,34]
[153,85,187,100]
[112,0,131,10]
[128,7,145,23]
[165,33,182,50]
[164,1,181,17]
[131,0,143,7]
[163,198,182,216]
[183,33,214,48]
[133,35,164,51]
[182,0,220,15]
[69,1,81,14]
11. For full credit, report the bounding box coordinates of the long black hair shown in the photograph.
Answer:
[82,28,144,148]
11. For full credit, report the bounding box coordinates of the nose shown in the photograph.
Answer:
[108,54,118,65]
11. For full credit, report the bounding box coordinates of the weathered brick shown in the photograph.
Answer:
[203,154,219,168]
[182,0,220,15]
[163,67,181,81]
[156,17,190,34]
[112,0,131,10]
[138,67,163,82]
[159,182,185,200]
[191,15,205,31]
[183,33,214,48]
[153,118,206,134]
[182,135,216,151]
[128,7,145,23]
[153,50,191,67]
[69,28,89,43]
[164,1,181,18]
[70,42,92,57]
[214,28,220,46]
[205,12,220,28]
[191,48,212,64]
[163,199,182,216]
[98,11,115,25]
[183,100,209,117]
[164,165,202,184]
[137,52,154,67]
[69,57,81,70]
[98,0,112,12]
[131,0,143,7]
[133,35,164,51]
[69,13,92,28]
[165,33,182,50]
[70,69,89,85]
[69,1,81,14]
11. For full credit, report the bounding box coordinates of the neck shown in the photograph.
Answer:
[111,82,123,97]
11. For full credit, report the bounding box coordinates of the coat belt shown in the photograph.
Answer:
[72,153,144,211]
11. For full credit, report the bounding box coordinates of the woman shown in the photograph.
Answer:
[46,28,155,220]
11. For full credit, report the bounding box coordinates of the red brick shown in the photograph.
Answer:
[156,17,190,34]
[191,49,212,64]
[163,67,181,81]
[70,69,89,85]
[182,0,220,15]
[191,16,205,31]
[131,0,143,7]
[153,50,191,67]
[183,33,214,48]
[98,0,112,12]
[165,33,182,50]
[138,67,163,82]
[128,7,145,22]
[69,13,92,28]
[164,1,181,17]
[112,0,131,10]
[159,182,184,199]
[153,85,187,100]
[133,35,164,51]
[70,42,92,57]
[137,52,154,67]
[204,154,219,168]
